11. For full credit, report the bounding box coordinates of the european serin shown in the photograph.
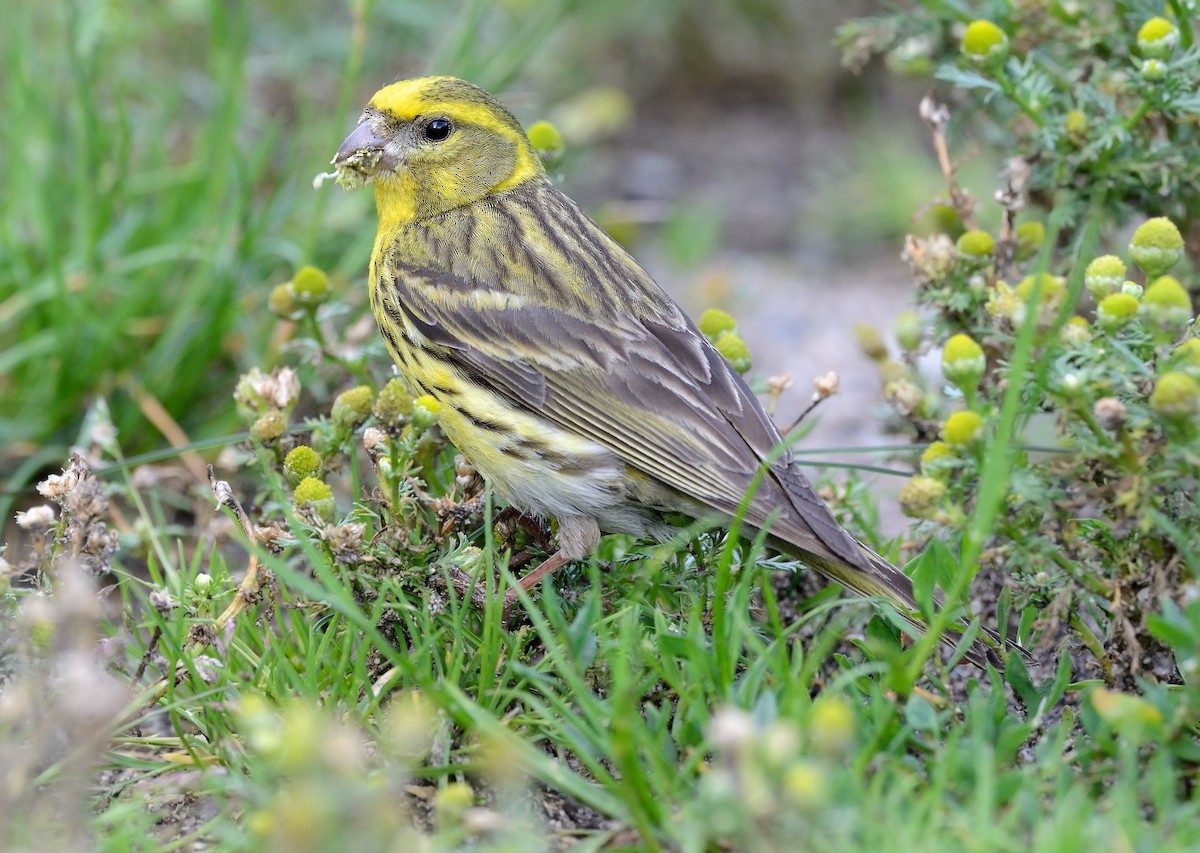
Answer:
[333,77,1011,667]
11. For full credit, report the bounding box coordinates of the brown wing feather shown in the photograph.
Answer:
[376,180,869,571]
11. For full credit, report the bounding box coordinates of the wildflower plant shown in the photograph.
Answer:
[840,5,1200,235]
[840,2,1200,786]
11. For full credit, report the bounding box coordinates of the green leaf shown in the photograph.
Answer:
[934,64,1003,92]
[1005,651,1041,709]
[905,693,939,731]
[906,538,958,618]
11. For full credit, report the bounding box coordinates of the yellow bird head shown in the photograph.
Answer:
[333,76,545,225]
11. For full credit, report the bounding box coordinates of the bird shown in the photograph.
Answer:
[331,76,1010,668]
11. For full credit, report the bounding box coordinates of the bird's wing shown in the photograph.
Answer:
[374,243,866,570]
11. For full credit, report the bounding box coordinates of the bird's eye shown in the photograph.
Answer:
[424,119,452,142]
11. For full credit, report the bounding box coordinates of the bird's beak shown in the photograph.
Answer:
[332,120,396,180]
[334,121,385,164]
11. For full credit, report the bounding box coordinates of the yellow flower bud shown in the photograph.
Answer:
[715,332,753,374]
[1064,109,1087,143]
[331,385,374,429]
[809,697,856,754]
[373,377,414,429]
[526,120,564,155]
[783,761,828,810]
[291,265,331,305]
[412,394,442,430]
[436,781,475,818]
[1013,273,1067,327]
[293,476,335,523]
[268,282,299,318]
[961,20,1008,63]
[1097,293,1139,330]
[921,440,954,467]
[895,310,923,352]
[1089,687,1163,729]
[1060,315,1092,346]
[698,308,738,340]
[899,475,948,519]
[1172,338,1200,369]
[1016,273,1065,307]
[853,323,888,362]
[1137,17,1179,59]
[28,618,55,654]
[1084,255,1126,299]
[1150,372,1199,421]
[283,445,322,486]
[1015,221,1046,261]
[956,229,995,259]
[250,411,287,443]
[942,410,984,447]
[985,281,1023,327]
[941,333,985,391]
[1142,275,1193,328]
[1141,58,1168,82]
[1129,217,1183,278]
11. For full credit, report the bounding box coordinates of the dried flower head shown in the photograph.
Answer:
[1093,397,1128,432]
[884,378,924,417]
[15,505,56,530]
[812,371,839,401]
[235,367,301,418]
[362,426,389,454]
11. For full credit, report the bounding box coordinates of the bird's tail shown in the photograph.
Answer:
[788,540,1026,670]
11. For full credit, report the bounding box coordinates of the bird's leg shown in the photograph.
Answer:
[501,514,598,611]
[501,550,571,609]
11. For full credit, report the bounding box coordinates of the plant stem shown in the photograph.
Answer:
[1123,97,1153,133]
[997,74,1046,129]
[1168,0,1195,50]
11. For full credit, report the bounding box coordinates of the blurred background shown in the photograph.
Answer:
[1,0,976,523]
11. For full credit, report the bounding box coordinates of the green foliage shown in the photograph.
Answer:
[839,0,1200,808]
[839,2,1200,233]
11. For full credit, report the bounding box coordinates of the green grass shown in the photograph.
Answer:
[0,0,590,509]
[3,387,1197,849]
